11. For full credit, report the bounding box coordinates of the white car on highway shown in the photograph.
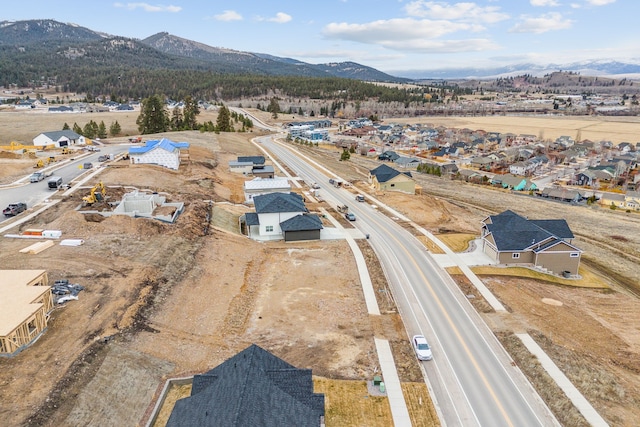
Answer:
[412,335,433,361]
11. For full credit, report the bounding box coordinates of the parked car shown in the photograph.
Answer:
[412,335,433,361]
[345,212,356,221]
[98,155,109,162]
[3,202,27,217]
[83,162,93,169]
[30,171,45,182]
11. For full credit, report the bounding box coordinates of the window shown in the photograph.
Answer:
[512,253,520,259]
[265,225,274,232]
[390,183,395,187]
[570,252,579,258]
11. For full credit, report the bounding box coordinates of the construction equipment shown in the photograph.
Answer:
[34,156,56,168]
[61,147,70,155]
[82,182,106,206]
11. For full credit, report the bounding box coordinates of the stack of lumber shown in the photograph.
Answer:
[19,240,55,254]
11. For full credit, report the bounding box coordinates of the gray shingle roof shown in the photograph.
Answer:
[166,344,325,427]
[254,193,306,214]
[370,163,412,182]
[280,214,323,232]
[41,130,81,140]
[244,212,260,226]
[238,156,265,165]
[485,210,574,251]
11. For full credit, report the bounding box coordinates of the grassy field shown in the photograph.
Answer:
[445,264,611,289]
[434,233,476,253]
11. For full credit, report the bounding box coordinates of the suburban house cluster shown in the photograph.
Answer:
[333,119,638,210]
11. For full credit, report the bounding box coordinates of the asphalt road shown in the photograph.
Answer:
[259,134,559,427]
[0,145,127,224]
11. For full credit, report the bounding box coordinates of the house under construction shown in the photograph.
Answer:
[0,270,53,357]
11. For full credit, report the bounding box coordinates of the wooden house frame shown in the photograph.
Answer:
[0,270,53,356]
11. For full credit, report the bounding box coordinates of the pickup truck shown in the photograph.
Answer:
[3,202,27,217]
[30,171,45,182]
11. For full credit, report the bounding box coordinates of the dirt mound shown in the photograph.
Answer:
[0,150,21,159]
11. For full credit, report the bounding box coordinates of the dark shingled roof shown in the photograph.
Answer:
[369,163,412,183]
[280,214,323,232]
[244,212,260,226]
[237,156,265,165]
[166,344,325,427]
[254,192,307,214]
[484,210,574,251]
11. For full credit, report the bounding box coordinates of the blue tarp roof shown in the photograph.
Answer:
[129,138,189,154]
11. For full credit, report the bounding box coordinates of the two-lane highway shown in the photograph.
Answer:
[0,145,127,224]
[259,134,558,427]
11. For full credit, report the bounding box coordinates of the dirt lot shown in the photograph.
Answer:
[0,109,639,426]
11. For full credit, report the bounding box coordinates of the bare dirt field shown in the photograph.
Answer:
[1,109,639,427]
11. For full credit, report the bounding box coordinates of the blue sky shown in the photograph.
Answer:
[4,1,636,74]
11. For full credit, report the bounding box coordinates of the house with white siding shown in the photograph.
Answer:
[128,138,189,170]
[33,130,86,148]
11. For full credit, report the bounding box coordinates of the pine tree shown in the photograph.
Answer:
[216,105,232,132]
[182,96,200,130]
[109,121,122,136]
[98,121,107,139]
[136,95,169,134]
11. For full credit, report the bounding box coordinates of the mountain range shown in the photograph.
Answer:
[1,19,639,83]
[0,19,403,82]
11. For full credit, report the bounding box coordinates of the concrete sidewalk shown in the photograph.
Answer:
[320,207,412,426]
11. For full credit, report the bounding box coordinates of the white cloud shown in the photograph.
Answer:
[585,0,616,5]
[325,18,484,41]
[255,12,292,24]
[214,10,242,21]
[530,0,560,6]
[113,2,181,13]
[269,12,292,23]
[404,1,509,23]
[323,18,496,53]
[509,13,573,33]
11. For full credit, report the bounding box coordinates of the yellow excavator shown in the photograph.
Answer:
[34,156,56,168]
[82,182,107,206]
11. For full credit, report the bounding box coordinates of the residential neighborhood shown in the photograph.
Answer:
[323,117,640,211]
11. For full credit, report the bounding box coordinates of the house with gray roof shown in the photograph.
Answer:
[167,344,325,427]
[369,164,415,194]
[33,130,86,148]
[242,192,322,241]
[481,210,582,275]
[230,156,269,175]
